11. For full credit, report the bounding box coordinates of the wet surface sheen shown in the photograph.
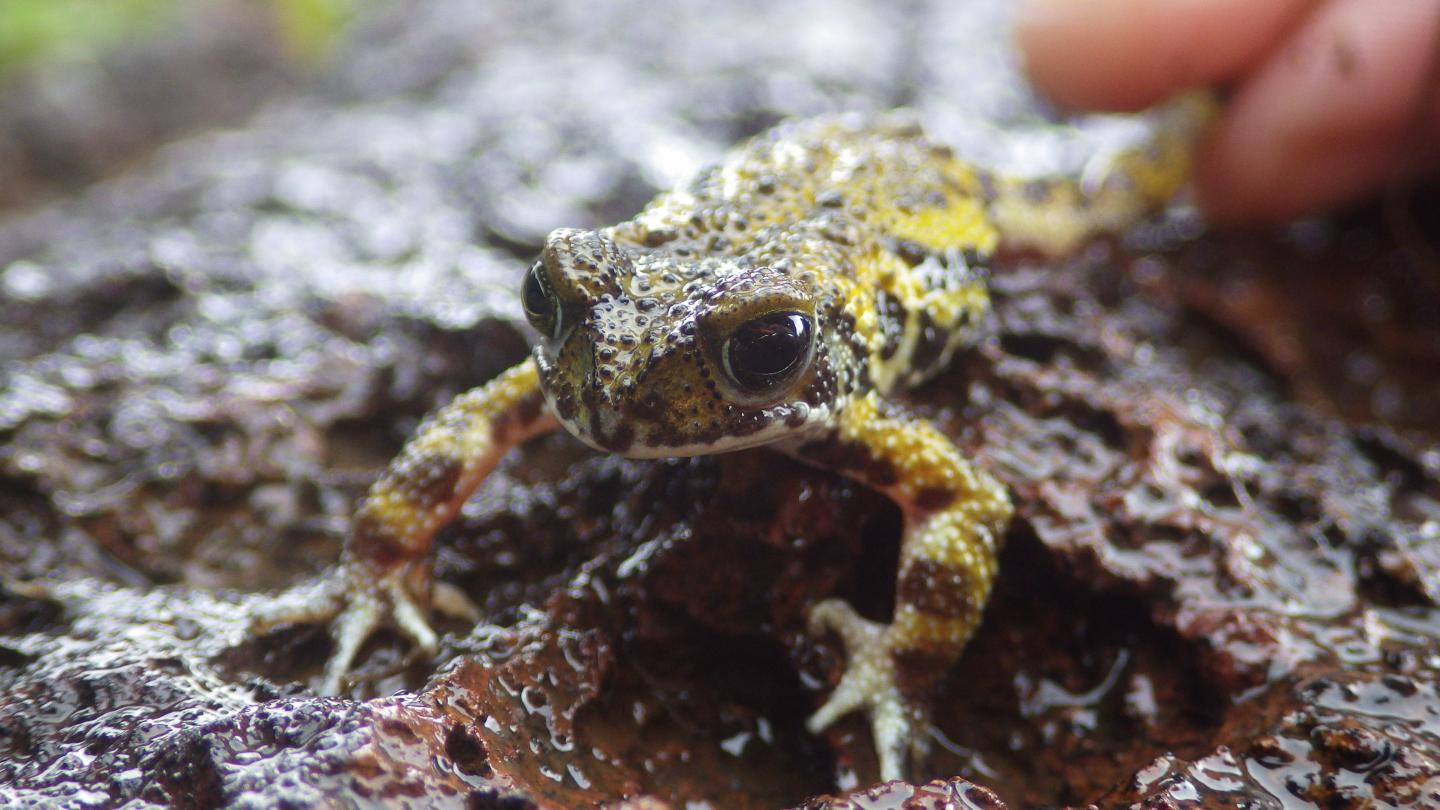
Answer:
[1,0,1439,807]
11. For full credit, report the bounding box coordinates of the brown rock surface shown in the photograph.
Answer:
[1,1,1437,807]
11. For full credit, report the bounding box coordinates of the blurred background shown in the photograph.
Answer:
[0,0,361,211]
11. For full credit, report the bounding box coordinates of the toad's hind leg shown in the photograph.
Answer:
[254,358,557,695]
[794,393,1012,781]
[987,92,1214,257]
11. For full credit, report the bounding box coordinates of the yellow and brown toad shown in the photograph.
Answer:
[257,99,1208,781]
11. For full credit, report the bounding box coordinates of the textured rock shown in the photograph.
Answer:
[1,0,1437,807]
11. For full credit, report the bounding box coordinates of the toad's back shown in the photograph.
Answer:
[603,107,1199,404]
[608,114,998,402]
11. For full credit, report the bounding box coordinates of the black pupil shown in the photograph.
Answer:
[522,263,556,336]
[726,312,811,391]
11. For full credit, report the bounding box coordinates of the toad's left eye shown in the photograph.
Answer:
[522,261,561,340]
[722,311,814,397]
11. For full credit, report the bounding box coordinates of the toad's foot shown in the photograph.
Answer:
[252,561,478,695]
[251,361,551,696]
[806,598,929,782]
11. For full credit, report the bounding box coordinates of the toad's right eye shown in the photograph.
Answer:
[522,262,561,340]
[721,310,814,402]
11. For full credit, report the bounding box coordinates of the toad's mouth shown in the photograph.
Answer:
[533,341,833,460]
[549,390,831,460]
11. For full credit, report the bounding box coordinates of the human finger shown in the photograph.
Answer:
[1016,0,1312,110]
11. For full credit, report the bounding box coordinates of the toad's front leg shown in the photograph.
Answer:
[792,392,1012,782]
[254,358,557,694]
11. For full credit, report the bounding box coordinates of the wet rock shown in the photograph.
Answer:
[1098,672,1440,808]
[791,778,1008,810]
[1,0,1438,808]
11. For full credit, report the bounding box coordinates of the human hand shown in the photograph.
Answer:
[1016,0,1440,224]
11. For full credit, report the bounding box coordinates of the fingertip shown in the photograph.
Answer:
[1195,0,1440,224]
[1017,0,1311,110]
[1192,125,1277,225]
[1197,132,1408,225]
[1015,0,1154,109]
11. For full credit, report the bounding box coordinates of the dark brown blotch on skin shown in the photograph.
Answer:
[730,409,776,438]
[643,228,677,248]
[627,391,667,423]
[914,485,957,511]
[957,246,987,272]
[599,422,635,453]
[491,388,547,442]
[350,516,409,568]
[799,349,844,409]
[875,291,907,362]
[885,237,930,268]
[897,558,978,620]
[909,310,949,378]
[399,453,464,511]
[552,390,579,422]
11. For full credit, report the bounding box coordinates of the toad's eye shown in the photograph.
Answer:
[722,311,814,397]
[522,261,561,340]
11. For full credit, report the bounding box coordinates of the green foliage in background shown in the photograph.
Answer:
[0,0,367,80]
[273,0,366,61]
[0,0,174,76]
